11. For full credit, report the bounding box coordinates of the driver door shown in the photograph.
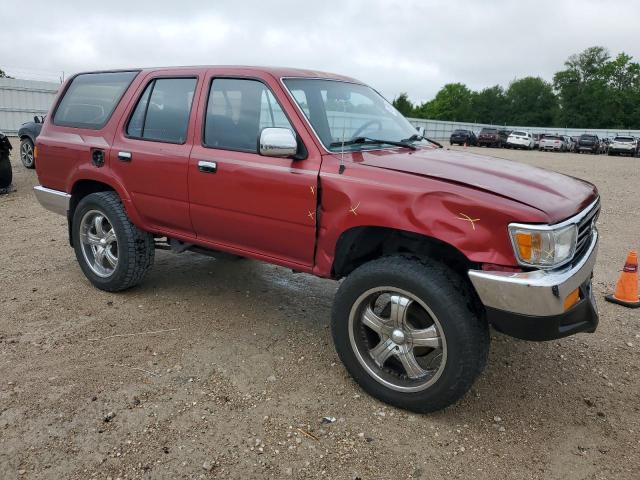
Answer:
[188,75,320,269]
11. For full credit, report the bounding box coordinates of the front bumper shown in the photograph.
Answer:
[33,185,71,216]
[468,231,599,341]
[609,147,635,155]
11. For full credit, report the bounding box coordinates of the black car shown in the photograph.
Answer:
[17,115,44,169]
[0,131,12,190]
[576,134,600,154]
[477,127,508,147]
[449,129,477,146]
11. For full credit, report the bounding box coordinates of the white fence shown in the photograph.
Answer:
[406,117,640,141]
[0,78,59,135]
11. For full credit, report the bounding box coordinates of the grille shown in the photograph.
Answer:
[574,200,600,259]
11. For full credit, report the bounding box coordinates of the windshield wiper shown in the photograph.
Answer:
[329,136,416,150]
[400,134,443,149]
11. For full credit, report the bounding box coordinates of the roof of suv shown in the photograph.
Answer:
[74,66,362,84]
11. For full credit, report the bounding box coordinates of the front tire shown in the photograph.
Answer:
[72,191,154,292]
[331,256,489,413]
[20,138,35,169]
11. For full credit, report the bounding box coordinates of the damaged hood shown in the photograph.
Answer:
[356,146,598,222]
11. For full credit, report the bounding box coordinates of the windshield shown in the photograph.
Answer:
[614,136,634,142]
[283,79,426,151]
[480,128,497,134]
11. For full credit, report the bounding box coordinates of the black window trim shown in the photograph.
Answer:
[201,75,306,158]
[123,74,200,146]
[52,70,141,130]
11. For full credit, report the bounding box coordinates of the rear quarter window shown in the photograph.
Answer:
[53,71,139,129]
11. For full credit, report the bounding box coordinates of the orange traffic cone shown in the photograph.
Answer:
[605,250,640,308]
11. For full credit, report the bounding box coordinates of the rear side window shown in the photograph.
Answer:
[54,71,138,129]
[126,77,197,143]
[204,78,293,152]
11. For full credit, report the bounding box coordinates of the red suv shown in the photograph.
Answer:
[33,67,600,412]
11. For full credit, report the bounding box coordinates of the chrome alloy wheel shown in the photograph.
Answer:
[21,141,34,167]
[348,287,447,392]
[79,210,118,278]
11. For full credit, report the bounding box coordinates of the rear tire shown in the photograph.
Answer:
[331,256,489,413]
[72,191,154,292]
[20,138,35,169]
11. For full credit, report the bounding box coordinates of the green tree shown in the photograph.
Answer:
[414,83,473,122]
[392,92,415,116]
[505,77,558,126]
[469,85,507,124]
[553,47,609,127]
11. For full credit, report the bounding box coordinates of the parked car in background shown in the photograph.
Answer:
[562,136,575,152]
[449,129,477,146]
[32,66,601,413]
[570,136,580,152]
[577,134,600,154]
[0,131,12,190]
[608,136,638,156]
[532,133,543,149]
[477,127,507,147]
[539,135,566,151]
[17,115,44,169]
[506,131,534,149]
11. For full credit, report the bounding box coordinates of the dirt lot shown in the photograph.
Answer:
[1,139,638,480]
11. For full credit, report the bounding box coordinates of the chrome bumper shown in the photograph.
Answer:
[33,186,71,216]
[468,231,598,317]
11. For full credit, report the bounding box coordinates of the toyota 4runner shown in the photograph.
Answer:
[33,67,600,412]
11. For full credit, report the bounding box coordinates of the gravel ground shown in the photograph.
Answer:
[1,139,639,480]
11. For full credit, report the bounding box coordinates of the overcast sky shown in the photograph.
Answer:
[2,0,638,103]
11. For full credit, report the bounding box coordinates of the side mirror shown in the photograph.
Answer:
[415,126,426,137]
[34,116,41,124]
[259,127,297,157]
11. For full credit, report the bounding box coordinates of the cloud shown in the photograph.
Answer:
[1,0,638,103]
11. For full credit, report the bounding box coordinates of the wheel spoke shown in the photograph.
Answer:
[397,349,428,379]
[81,232,102,246]
[93,215,106,237]
[389,295,411,328]
[369,338,396,367]
[103,228,116,245]
[104,248,118,268]
[94,245,106,266]
[410,324,442,349]
[361,306,389,335]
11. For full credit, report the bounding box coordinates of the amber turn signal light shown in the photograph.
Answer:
[563,288,580,311]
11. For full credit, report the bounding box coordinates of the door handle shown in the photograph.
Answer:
[198,160,217,173]
[118,151,132,162]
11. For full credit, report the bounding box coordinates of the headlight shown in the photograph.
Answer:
[508,223,577,268]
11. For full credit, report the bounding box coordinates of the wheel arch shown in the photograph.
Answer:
[67,178,146,247]
[331,225,478,281]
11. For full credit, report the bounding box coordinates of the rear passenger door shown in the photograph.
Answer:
[110,72,201,237]
[188,75,320,268]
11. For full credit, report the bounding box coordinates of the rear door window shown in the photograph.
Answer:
[126,77,197,144]
[54,71,138,129]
